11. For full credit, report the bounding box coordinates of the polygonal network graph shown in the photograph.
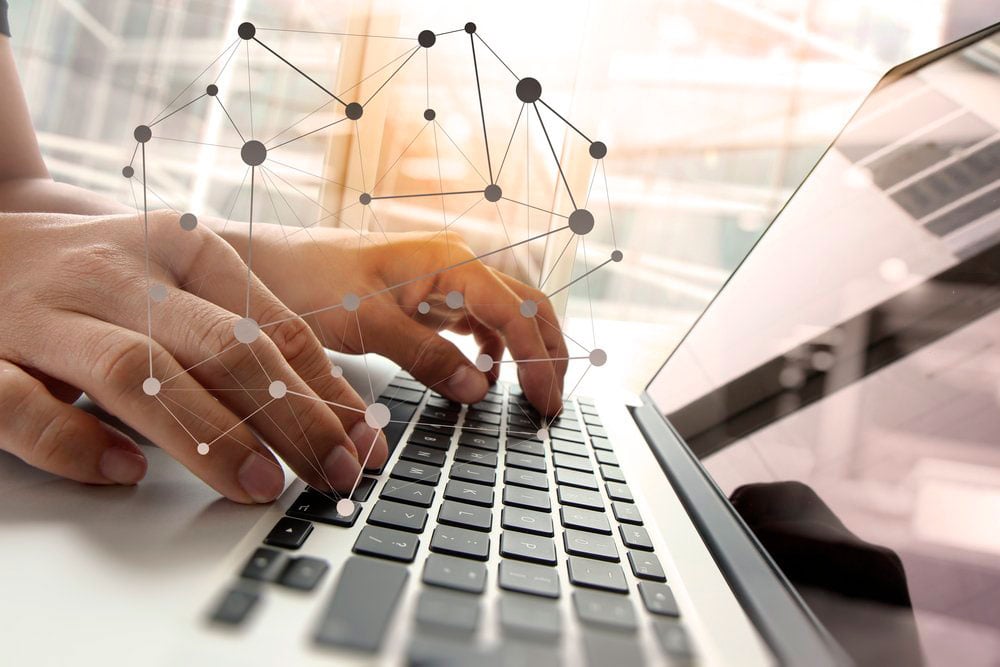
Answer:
[123,20,621,515]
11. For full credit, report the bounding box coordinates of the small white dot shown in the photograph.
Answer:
[536,428,549,440]
[342,293,361,312]
[879,257,909,284]
[520,299,538,318]
[475,354,494,372]
[365,402,391,429]
[197,442,210,455]
[149,284,168,303]
[330,365,344,379]
[445,291,464,309]
[268,380,287,399]
[336,498,355,517]
[234,317,260,344]
[142,377,161,396]
[417,301,431,315]
[589,348,607,367]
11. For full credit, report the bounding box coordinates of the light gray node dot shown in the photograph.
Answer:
[569,208,595,235]
[345,102,364,120]
[536,428,549,440]
[589,348,608,367]
[149,284,168,303]
[179,212,198,231]
[519,299,538,318]
[330,365,344,379]
[445,291,464,309]
[134,125,152,143]
[234,317,260,344]
[359,192,372,205]
[197,442,210,455]
[417,301,431,315]
[142,377,161,396]
[336,498,355,517]
[122,166,134,179]
[365,402,391,429]
[484,184,502,202]
[342,293,361,312]
[475,354,494,372]
[611,249,624,262]
[268,380,287,399]
[241,140,267,167]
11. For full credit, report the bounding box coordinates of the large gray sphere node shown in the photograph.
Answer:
[484,184,502,202]
[134,125,152,143]
[241,140,267,166]
[345,103,364,120]
[569,209,595,235]
[516,77,542,103]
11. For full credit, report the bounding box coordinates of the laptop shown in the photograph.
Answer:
[3,22,999,667]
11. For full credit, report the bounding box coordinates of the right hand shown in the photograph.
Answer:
[0,210,388,503]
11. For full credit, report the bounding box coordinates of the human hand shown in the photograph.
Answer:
[0,210,388,502]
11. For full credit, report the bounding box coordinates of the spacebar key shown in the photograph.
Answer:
[314,556,409,652]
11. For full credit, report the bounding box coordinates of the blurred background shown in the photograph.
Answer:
[7,0,999,393]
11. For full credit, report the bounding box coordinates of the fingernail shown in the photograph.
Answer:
[99,448,147,485]
[448,365,489,404]
[324,445,362,493]
[238,454,284,503]
[349,420,388,469]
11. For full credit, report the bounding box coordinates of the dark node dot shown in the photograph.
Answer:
[206,84,219,97]
[238,22,256,40]
[611,250,624,262]
[241,140,267,167]
[359,193,372,206]
[589,141,608,159]
[122,166,134,179]
[345,102,364,120]
[134,125,152,143]
[515,77,542,103]
[484,184,502,202]
[423,108,436,121]
[418,30,436,48]
[569,208,595,235]
[464,22,477,34]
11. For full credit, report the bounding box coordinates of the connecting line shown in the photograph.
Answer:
[469,34,494,184]
[150,38,238,124]
[208,398,277,446]
[500,196,569,219]
[373,122,429,190]
[363,46,420,107]
[253,37,348,107]
[494,356,591,364]
[265,98,334,145]
[496,103,526,183]
[268,157,362,193]
[546,257,614,298]
[268,116,348,151]
[155,396,201,444]
[140,143,152,377]
[149,93,207,128]
[538,99,592,144]
[246,166,255,317]
[128,142,138,168]
[539,234,574,289]
[161,340,243,384]
[474,33,519,80]
[246,41,255,139]
[601,160,619,248]
[370,190,482,201]
[533,103,576,209]
[215,96,245,142]
[285,390,366,414]
[257,28,416,40]
[349,428,382,498]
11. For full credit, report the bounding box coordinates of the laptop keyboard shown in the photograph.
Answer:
[211,370,694,663]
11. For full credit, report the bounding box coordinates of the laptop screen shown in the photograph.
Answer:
[646,27,1000,665]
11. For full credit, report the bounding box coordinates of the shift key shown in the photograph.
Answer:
[315,556,409,652]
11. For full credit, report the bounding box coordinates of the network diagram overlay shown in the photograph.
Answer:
[125,21,622,515]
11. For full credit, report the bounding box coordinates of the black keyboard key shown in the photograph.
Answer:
[264,516,313,550]
[352,525,420,562]
[430,525,490,560]
[454,446,498,468]
[583,413,602,427]
[606,482,633,502]
[416,589,480,634]
[590,436,613,452]
[504,468,549,491]
[240,547,286,582]
[210,586,260,625]
[612,501,642,525]
[380,479,436,507]
[638,581,680,617]
[573,589,636,630]
[499,560,560,598]
[399,444,447,467]
[279,556,329,591]
[555,469,599,491]
[287,492,361,527]
[501,506,554,537]
[373,402,419,469]
[507,412,539,429]
[560,507,612,535]
[367,499,428,533]
[567,556,628,593]
[600,465,626,483]
[381,386,425,405]
[595,450,619,466]
[628,550,666,582]
[553,452,593,473]
[463,421,500,438]
[503,485,551,512]
[589,426,608,439]
[389,377,425,392]
[352,476,377,501]
[420,406,460,424]
[551,439,588,457]
[315,556,408,651]
[549,427,584,443]
[390,460,441,486]
[507,439,545,456]
[564,529,619,562]
[620,524,653,551]
[414,421,456,437]
[450,461,497,486]
[438,500,493,531]
[425,395,460,411]
[557,486,604,511]
[466,409,501,425]
[470,399,502,414]
[505,451,546,472]
[499,594,562,640]
[500,532,556,565]
[444,480,494,507]
[550,414,580,430]
[407,430,452,451]
[457,431,499,451]
[422,553,487,594]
